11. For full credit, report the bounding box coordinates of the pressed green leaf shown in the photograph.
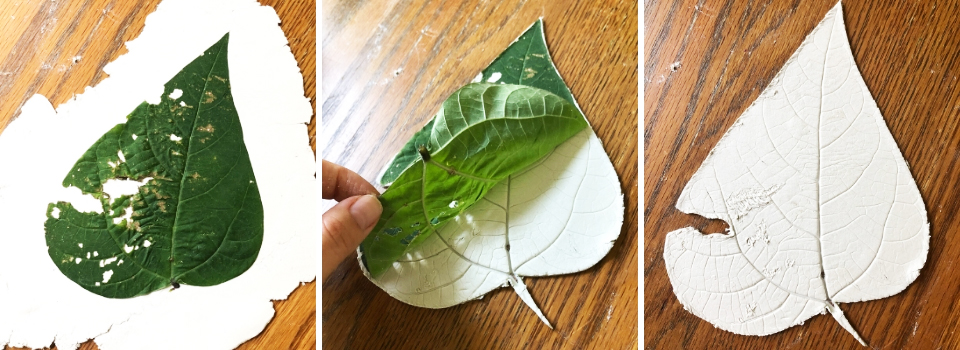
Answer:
[380,19,574,185]
[44,33,264,299]
[479,19,576,104]
[360,82,587,277]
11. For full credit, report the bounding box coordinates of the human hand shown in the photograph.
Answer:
[322,160,382,282]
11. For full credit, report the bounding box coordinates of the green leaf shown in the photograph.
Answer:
[44,33,264,299]
[360,82,587,277]
[479,19,576,105]
[379,19,576,185]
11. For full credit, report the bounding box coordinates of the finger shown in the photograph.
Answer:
[322,160,380,201]
[322,194,382,282]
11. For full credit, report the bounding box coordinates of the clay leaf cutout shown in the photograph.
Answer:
[44,33,264,299]
[360,19,623,327]
[663,3,928,345]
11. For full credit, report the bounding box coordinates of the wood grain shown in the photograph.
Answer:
[645,0,960,349]
[0,0,316,349]
[321,0,637,348]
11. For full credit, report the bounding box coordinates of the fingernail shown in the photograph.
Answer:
[350,195,382,230]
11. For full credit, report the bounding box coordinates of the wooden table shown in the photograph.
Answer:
[0,0,316,349]
[322,0,637,348]
[645,0,960,349]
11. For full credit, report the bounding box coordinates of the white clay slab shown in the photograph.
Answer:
[0,0,315,349]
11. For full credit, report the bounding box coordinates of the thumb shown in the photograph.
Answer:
[322,194,382,282]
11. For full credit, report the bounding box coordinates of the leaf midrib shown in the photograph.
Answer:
[813,8,834,302]
[169,42,226,279]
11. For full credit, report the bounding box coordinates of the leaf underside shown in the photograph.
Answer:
[360,82,588,277]
[379,20,576,185]
[663,3,928,345]
[45,33,264,299]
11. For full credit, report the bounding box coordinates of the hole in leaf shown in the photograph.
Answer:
[384,227,402,236]
[400,230,421,245]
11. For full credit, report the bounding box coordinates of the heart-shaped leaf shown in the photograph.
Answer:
[44,33,264,299]
[360,19,623,327]
[663,3,929,345]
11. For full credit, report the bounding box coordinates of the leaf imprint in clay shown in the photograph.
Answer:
[663,3,929,346]
[44,33,264,299]
[358,19,624,328]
